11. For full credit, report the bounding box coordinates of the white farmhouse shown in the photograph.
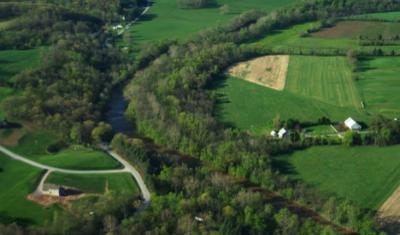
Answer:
[344,117,361,131]
[278,128,287,139]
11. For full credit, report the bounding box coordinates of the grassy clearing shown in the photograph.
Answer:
[356,57,400,118]
[124,0,296,47]
[0,155,58,225]
[286,56,362,109]
[10,130,121,170]
[274,145,400,209]
[46,172,139,195]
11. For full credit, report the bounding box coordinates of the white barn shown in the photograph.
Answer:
[344,117,361,131]
[278,128,287,139]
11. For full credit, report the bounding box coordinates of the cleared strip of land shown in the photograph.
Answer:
[227,55,289,90]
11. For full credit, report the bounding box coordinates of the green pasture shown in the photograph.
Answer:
[249,22,356,52]
[10,131,121,170]
[124,0,296,47]
[215,56,366,134]
[275,145,400,209]
[286,56,362,109]
[346,11,400,21]
[46,172,139,194]
[0,155,58,225]
[356,57,400,118]
[249,20,400,54]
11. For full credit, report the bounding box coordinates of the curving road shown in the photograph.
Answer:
[0,145,150,203]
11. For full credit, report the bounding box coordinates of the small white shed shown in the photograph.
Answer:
[344,117,361,130]
[278,128,287,139]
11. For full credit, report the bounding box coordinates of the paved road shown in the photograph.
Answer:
[0,145,150,202]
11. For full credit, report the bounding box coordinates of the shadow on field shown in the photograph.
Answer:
[207,76,238,129]
[271,155,298,175]
[0,214,34,227]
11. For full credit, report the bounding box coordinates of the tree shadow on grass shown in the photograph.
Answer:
[0,214,35,227]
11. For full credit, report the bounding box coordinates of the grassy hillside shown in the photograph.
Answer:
[0,156,58,225]
[275,145,400,209]
[215,56,366,134]
[356,57,400,118]
[286,56,362,108]
[125,0,296,47]
[46,173,139,194]
[215,77,365,134]
[9,131,121,170]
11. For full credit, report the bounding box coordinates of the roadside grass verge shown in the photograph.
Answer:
[274,145,400,209]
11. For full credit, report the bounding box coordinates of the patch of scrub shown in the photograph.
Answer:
[227,55,289,90]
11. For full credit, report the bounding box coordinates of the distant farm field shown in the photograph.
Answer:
[0,156,58,225]
[356,57,400,118]
[274,145,400,209]
[346,11,400,21]
[46,173,139,194]
[313,21,400,40]
[125,0,296,47]
[215,56,366,133]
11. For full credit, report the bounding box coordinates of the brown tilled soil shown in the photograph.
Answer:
[227,55,289,91]
[312,21,371,39]
[0,128,26,146]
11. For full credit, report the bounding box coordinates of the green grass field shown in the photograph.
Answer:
[10,131,121,170]
[286,56,362,108]
[215,56,366,133]
[346,11,400,21]
[46,172,139,194]
[275,145,400,209]
[356,57,400,118]
[124,0,296,48]
[0,155,58,225]
[249,22,356,52]
[0,48,43,118]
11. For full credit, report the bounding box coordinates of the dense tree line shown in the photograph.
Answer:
[0,4,102,49]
